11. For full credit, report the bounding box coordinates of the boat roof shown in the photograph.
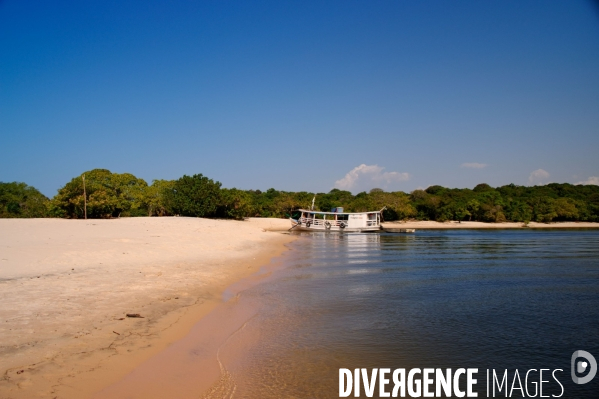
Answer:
[298,209,381,215]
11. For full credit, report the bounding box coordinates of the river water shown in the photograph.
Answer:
[213,229,599,398]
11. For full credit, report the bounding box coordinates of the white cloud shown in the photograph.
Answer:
[575,176,599,186]
[529,169,550,185]
[461,162,488,169]
[334,164,410,192]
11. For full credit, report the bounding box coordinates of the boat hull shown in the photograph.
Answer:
[294,226,381,233]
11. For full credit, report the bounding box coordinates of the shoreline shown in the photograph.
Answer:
[92,244,294,399]
[0,217,294,399]
[381,220,599,229]
[258,219,599,232]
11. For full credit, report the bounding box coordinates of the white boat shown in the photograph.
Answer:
[290,207,382,233]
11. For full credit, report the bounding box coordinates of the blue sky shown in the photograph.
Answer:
[1,0,598,197]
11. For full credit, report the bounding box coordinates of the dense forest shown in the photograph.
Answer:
[2,169,599,223]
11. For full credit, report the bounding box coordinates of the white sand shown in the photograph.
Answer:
[0,217,292,398]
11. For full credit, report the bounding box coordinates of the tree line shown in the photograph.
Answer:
[1,168,599,223]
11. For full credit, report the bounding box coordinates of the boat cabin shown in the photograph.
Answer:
[292,208,381,232]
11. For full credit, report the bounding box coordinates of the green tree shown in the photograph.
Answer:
[349,191,375,212]
[111,172,149,216]
[144,179,175,216]
[218,188,253,219]
[410,189,441,220]
[553,197,578,221]
[466,199,480,221]
[50,169,148,218]
[367,190,416,220]
[272,192,300,217]
[316,189,352,212]
[164,174,222,217]
[0,182,49,218]
[531,197,558,223]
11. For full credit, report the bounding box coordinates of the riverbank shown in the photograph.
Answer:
[382,220,599,229]
[0,217,293,398]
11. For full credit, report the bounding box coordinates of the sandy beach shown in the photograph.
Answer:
[0,217,292,399]
[2,217,597,398]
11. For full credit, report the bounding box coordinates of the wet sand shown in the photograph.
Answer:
[91,256,284,399]
[0,217,293,399]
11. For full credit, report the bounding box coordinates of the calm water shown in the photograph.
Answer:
[217,230,599,398]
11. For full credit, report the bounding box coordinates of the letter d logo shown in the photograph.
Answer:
[571,350,597,384]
